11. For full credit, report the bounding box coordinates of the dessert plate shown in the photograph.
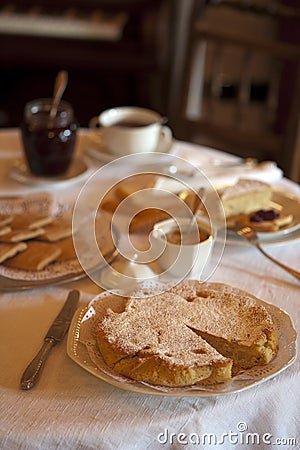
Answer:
[0,236,118,290]
[84,128,173,163]
[0,194,118,289]
[226,190,300,246]
[67,282,296,397]
[0,269,89,291]
[10,156,91,188]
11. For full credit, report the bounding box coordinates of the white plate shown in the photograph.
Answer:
[0,194,118,288]
[67,282,296,397]
[85,128,173,163]
[227,190,300,246]
[10,157,90,187]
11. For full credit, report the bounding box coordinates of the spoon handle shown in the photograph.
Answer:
[49,70,68,121]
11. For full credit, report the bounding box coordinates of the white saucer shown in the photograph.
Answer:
[10,157,90,188]
[84,128,174,163]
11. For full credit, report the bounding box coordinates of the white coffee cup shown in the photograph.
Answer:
[151,217,213,277]
[89,106,172,156]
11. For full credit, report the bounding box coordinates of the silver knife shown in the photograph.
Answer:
[20,289,80,390]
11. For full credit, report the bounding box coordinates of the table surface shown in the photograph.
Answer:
[0,129,299,450]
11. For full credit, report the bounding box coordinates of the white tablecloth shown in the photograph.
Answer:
[0,129,299,450]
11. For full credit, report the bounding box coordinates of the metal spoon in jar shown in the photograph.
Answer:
[48,70,68,126]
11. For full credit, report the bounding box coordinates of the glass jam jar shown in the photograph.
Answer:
[21,98,78,177]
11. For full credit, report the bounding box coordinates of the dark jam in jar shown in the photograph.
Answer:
[21,98,78,177]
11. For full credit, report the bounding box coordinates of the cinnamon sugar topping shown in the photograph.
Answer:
[96,281,278,386]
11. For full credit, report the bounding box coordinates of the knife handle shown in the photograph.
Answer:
[20,338,56,390]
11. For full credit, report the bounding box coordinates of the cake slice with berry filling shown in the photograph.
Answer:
[219,179,272,218]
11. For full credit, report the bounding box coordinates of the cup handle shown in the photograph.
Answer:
[160,126,172,141]
[89,116,100,129]
[155,126,172,153]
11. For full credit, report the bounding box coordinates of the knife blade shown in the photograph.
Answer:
[20,289,80,390]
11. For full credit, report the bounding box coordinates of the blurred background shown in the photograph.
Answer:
[0,0,299,179]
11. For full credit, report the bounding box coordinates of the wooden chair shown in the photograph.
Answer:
[290,120,300,182]
[206,0,300,19]
[177,1,300,181]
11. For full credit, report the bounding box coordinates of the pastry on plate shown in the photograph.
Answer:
[10,214,53,230]
[0,228,45,242]
[0,226,11,237]
[219,179,294,232]
[55,237,77,261]
[3,241,62,271]
[96,281,278,386]
[219,179,272,218]
[170,281,278,370]
[0,242,27,264]
[37,221,73,242]
[0,215,14,227]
